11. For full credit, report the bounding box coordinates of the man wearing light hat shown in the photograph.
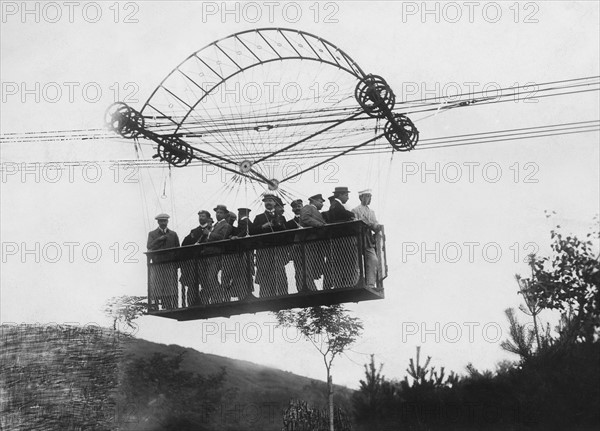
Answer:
[352,189,381,289]
[147,213,180,250]
[147,213,180,310]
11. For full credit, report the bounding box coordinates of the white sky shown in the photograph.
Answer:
[1,1,599,389]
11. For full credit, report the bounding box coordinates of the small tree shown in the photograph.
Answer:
[403,346,459,389]
[103,295,147,331]
[519,217,599,344]
[275,305,363,431]
[353,354,401,425]
[500,307,536,359]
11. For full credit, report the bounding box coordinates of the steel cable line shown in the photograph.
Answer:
[3,120,597,169]
[2,77,597,144]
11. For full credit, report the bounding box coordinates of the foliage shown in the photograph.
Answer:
[525,217,599,343]
[500,307,536,359]
[118,351,230,430]
[275,306,363,370]
[351,355,399,426]
[402,346,459,389]
[103,295,147,331]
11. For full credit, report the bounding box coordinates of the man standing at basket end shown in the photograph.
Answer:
[352,189,381,289]
[147,213,180,310]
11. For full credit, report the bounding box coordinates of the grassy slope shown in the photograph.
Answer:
[124,337,354,430]
[1,325,355,431]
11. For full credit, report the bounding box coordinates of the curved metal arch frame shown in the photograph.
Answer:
[141,28,368,134]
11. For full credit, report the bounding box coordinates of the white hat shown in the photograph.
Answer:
[358,189,372,196]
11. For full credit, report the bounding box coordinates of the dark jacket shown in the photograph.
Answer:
[147,228,180,251]
[233,218,252,237]
[181,224,210,246]
[327,199,355,223]
[251,211,287,235]
[285,216,302,230]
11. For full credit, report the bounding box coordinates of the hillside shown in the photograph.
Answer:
[0,325,354,431]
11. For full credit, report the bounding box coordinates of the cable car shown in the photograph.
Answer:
[146,221,387,320]
[106,28,417,319]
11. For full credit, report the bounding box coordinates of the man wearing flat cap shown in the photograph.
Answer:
[297,194,328,291]
[286,199,303,230]
[353,189,382,289]
[147,213,180,250]
[147,214,180,310]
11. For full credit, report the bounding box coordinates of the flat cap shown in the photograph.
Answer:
[155,213,170,220]
[308,194,325,202]
[262,193,277,202]
[197,210,211,217]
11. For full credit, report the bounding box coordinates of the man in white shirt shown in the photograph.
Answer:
[352,189,382,289]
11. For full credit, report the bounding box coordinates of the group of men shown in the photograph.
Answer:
[146,186,382,310]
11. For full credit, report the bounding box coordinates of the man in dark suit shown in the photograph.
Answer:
[286,199,303,230]
[230,208,255,300]
[221,211,238,297]
[251,194,287,234]
[181,210,212,247]
[326,187,359,288]
[328,186,355,223]
[180,210,212,307]
[285,199,303,291]
[252,194,288,297]
[203,204,233,304]
[321,196,334,223]
[147,213,180,310]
